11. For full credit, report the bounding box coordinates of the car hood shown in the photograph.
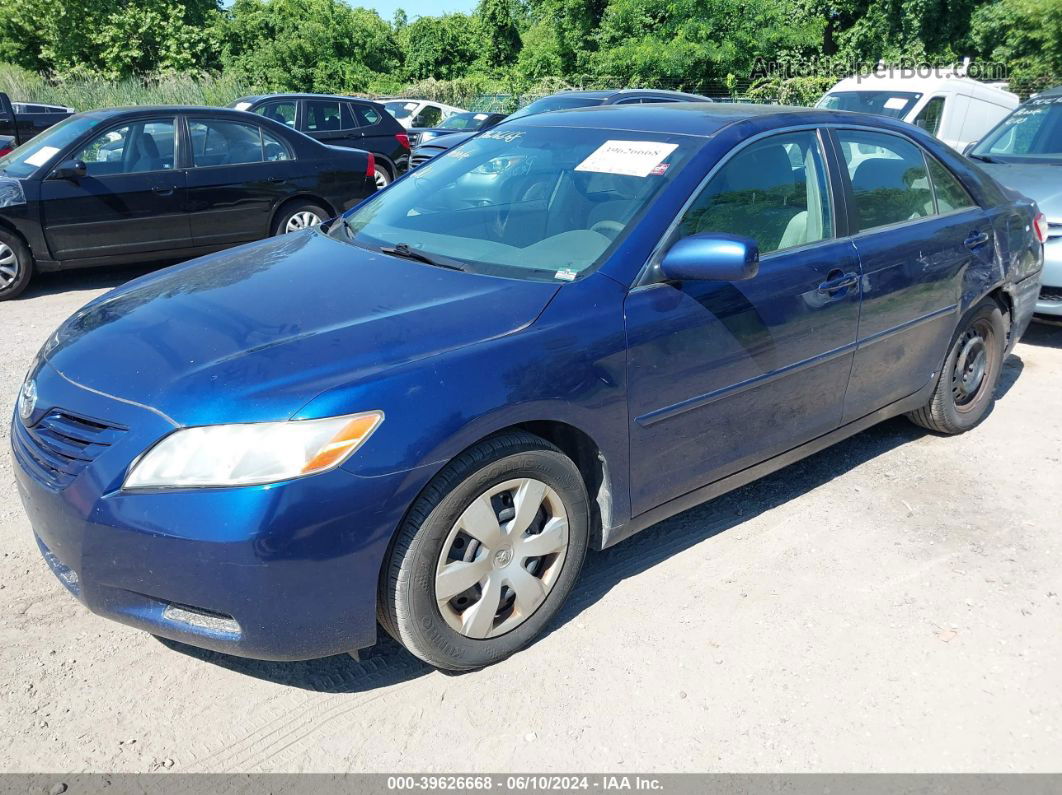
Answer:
[415,131,476,154]
[44,232,559,426]
[979,162,1062,221]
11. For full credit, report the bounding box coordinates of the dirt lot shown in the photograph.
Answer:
[1,266,1061,773]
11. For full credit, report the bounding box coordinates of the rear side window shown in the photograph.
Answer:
[914,97,945,136]
[676,130,834,255]
[188,119,270,167]
[926,156,975,212]
[837,130,932,231]
[354,105,383,127]
[253,101,296,128]
[304,100,345,132]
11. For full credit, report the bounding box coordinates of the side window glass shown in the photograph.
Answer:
[837,130,933,231]
[413,105,442,128]
[355,105,382,127]
[341,103,360,130]
[261,128,292,162]
[914,97,946,136]
[926,156,975,213]
[675,130,834,255]
[305,100,343,132]
[253,101,296,128]
[188,119,266,167]
[75,119,175,175]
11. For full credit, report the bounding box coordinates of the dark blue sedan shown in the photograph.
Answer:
[11,104,1044,670]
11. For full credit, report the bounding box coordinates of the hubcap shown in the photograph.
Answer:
[284,210,323,233]
[0,243,19,289]
[435,478,569,639]
[952,321,991,407]
[374,169,389,190]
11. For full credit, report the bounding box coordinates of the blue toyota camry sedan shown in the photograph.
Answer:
[12,104,1045,671]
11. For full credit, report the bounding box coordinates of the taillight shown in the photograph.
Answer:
[0,146,11,157]
[366,152,376,178]
[1033,212,1049,244]
[395,133,410,150]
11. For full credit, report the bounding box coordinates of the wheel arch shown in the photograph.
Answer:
[270,193,336,233]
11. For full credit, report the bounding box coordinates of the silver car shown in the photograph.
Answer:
[967,86,1062,318]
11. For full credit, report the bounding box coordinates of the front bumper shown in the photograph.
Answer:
[11,363,409,661]
[1035,236,1062,317]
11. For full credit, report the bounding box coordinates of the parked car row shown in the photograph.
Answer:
[10,96,1047,673]
[0,105,377,299]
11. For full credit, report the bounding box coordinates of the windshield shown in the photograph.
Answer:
[385,101,418,120]
[328,125,694,281]
[817,91,923,119]
[507,96,606,121]
[0,114,103,178]
[440,113,490,130]
[972,95,1062,162]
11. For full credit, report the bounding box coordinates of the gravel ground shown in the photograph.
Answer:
[1,266,1061,773]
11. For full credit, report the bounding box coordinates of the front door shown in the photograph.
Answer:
[832,128,994,421]
[625,129,861,515]
[39,117,190,261]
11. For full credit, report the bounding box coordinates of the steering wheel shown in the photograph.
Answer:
[590,220,624,239]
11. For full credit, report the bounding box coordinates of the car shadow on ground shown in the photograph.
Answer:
[158,352,1029,692]
[21,265,165,300]
[1020,320,1062,349]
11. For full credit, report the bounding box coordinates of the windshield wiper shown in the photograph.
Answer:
[380,243,467,271]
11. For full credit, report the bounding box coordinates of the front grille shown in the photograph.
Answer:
[12,409,125,489]
[1041,286,1062,303]
[410,152,437,169]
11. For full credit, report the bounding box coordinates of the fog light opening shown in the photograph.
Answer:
[162,603,241,636]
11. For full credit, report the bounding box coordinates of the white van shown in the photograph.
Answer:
[817,71,1019,152]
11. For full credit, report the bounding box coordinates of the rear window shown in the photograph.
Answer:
[818,91,924,119]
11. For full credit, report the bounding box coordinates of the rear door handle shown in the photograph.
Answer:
[151,186,175,196]
[818,271,859,293]
[964,231,990,249]
[267,176,285,184]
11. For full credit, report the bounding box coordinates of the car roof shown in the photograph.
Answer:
[505,101,924,137]
[77,105,267,117]
[550,89,711,102]
[235,93,380,105]
[826,74,1018,101]
[1033,85,1062,98]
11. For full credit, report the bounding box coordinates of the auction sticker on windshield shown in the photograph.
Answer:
[576,140,679,177]
[24,146,60,168]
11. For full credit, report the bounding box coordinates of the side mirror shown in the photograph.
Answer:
[962,141,978,156]
[52,160,86,180]
[660,233,760,282]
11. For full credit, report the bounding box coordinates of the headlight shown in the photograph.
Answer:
[124,411,383,489]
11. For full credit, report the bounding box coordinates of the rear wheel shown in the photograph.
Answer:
[374,165,392,190]
[378,431,589,671]
[273,201,328,235]
[907,298,1005,434]
[0,229,33,301]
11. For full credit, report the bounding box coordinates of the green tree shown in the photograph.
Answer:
[970,0,1061,92]
[218,0,401,92]
[519,0,608,79]
[476,0,522,69]
[399,13,480,81]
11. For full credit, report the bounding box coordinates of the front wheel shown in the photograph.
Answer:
[0,230,33,301]
[273,202,328,235]
[378,431,589,671]
[906,298,1006,434]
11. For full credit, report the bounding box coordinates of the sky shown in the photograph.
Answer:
[360,0,479,20]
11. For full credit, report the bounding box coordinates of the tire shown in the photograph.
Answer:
[0,228,33,301]
[906,298,1006,434]
[373,165,392,190]
[379,431,589,671]
[272,201,329,235]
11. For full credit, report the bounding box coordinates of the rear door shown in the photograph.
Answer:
[832,127,993,421]
[624,128,862,514]
[39,116,190,261]
[298,98,362,149]
[183,115,298,246]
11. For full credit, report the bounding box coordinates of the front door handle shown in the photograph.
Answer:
[964,230,990,249]
[151,186,175,196]
[818,270,859,294]
[267,176,285,184]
